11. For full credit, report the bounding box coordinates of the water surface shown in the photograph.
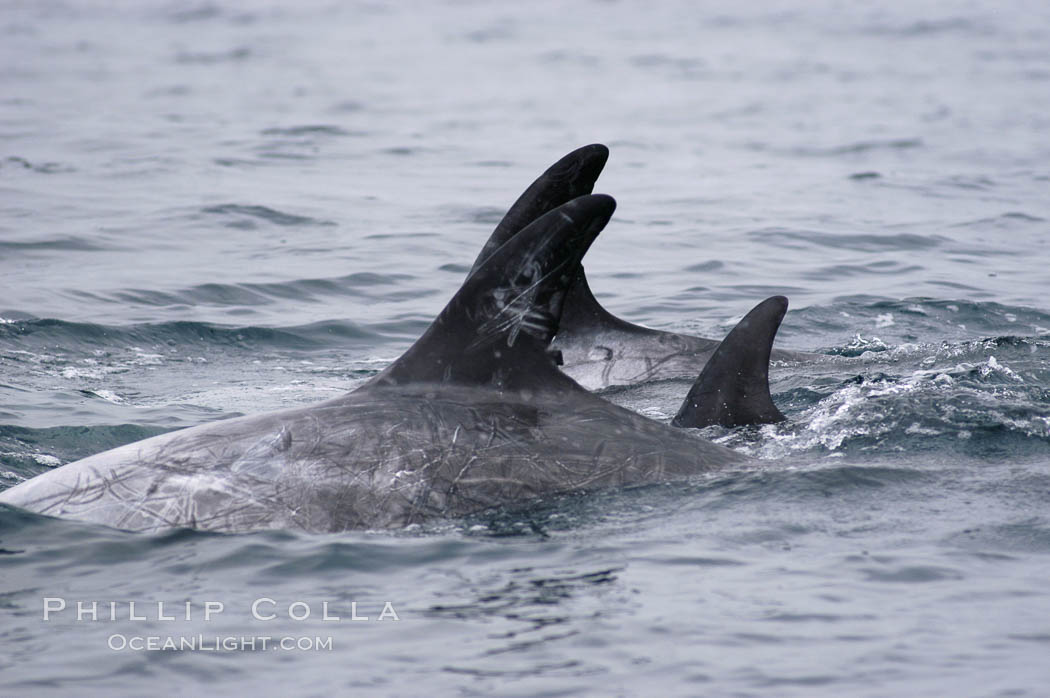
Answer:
[2,1,1049,695]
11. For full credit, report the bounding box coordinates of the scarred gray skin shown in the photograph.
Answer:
[470,143,820,392]
[0,195,750,534]
[0,382,742,533]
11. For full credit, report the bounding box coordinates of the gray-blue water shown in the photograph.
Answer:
[2,1,1049,695]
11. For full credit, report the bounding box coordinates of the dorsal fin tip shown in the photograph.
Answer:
[469,145,610,276]
[672,296,788,429]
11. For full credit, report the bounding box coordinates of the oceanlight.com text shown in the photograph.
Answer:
[107,634,334,652]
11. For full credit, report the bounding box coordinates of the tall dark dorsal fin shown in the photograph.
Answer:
[374,195,616,391]
[471,145,674,342]
[671,296,788,428]
[469,144,609,276]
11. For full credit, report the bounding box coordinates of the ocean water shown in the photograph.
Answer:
[2,0,1050,695]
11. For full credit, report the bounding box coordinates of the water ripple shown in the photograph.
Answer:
[200,204,336,228]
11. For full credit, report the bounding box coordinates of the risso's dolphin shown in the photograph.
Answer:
[0,194,788,534]
[477,143,816,391]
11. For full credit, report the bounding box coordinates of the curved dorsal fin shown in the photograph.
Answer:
[556,265,664,337]
[469,144,609,276]
[672,296,788,428]
[374,194,616,391]
[472,145,703,351]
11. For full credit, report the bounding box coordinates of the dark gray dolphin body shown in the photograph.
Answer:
[475,144,817,391]
[0,381,743,533]
[0,193,787,534]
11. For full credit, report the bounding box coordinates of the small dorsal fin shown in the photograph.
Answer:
[469,144,609,276]
[671,296,788,428]
[374,195,616,391]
